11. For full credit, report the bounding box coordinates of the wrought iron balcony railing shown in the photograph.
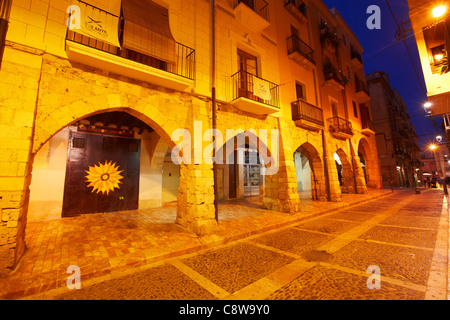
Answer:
[233,0,269,21]
[291,99,324,126]
[361,117,374,132]
[328,116,353,136]
[284,0,307,16]
[65,2,195,81]
[286,34,315,65]
[351,48,363,64]
[355,77,370,96]
[231,69,280,109]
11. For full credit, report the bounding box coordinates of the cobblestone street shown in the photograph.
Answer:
[13,189,448,301]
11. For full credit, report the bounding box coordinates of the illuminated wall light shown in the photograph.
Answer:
[434,54,444,61]
[432,5,447,18]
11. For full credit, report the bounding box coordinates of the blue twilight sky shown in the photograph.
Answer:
[322,0,443,151]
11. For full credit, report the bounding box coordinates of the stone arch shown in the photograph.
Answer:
[33,104,180,158]
[358,137,381,189]
[214,129,275,201]
[27,106,184,217]
[294,142,326,200]
[334,148,355,194]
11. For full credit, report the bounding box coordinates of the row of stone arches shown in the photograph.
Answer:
[29,107,378,222]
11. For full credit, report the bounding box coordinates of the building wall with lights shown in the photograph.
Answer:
[367,71,422,188]
[408,0,450,141]
[0,0,381,273]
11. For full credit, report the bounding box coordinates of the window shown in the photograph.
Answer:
[72,138,86,149]
[237,49,259,100]
[331,100,338,118]
[295,82,306,100]
[352,100,358,118]
[422,20,450,72]
[347,66,352,84]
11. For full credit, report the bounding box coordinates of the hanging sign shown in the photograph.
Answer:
[253,76,272,101]
[67,0,121,47]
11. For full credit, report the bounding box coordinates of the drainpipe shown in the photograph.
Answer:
[211,0,218,223]
[0,0,12,69]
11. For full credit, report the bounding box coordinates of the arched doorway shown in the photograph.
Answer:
[293,142,325,200]
[358,138,380,189]
[215,130,277,210]
[28,110,179,221]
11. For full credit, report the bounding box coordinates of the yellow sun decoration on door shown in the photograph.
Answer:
[85,161,124,195]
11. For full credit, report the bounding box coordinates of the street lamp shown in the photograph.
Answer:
[432,5,447,18]
[424,102,432,114]
[429,142,448,195]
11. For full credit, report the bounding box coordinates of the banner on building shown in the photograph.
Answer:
[253,76,272,101]
[67,0,121,47]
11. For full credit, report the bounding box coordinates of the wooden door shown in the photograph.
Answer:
[62,131,141,217]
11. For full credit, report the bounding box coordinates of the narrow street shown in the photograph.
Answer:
[24,189,448,301]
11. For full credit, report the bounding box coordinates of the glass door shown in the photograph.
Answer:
[243,149,261,197]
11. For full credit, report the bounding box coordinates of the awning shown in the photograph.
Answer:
[122,0,176,65]
[68,0,121,47]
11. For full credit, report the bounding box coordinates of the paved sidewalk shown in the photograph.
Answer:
[0,189,394,299]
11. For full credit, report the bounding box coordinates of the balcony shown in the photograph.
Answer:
[284,0,307,24]
[65,30,195,92]
[328,116,353,139]
[324,72,345,91]
[320,23,339,53]
[287,35,315,70]
[233,0,270,33]
[231,70,280,115]
[361,117,375,135]
[355,78,371,102]
[350,48,363,68]
[291,99,324,131]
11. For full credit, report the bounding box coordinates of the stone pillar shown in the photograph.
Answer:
[176,163,218,235]
[0,45,42,274]
[323,133,342,202]
[353,154,368,194]
[263,123,301,213]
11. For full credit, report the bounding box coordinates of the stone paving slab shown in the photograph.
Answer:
[0,189,399,299]
[267,265,424,300]
[56,264,218,300]
[9,188,449,301]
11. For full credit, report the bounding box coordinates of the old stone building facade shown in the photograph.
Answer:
[366,71,421,188]
[0,0,381,273]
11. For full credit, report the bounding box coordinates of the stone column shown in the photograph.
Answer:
[324,145,343,202]
[176,163,218,235]
[0,45,42,274]
[353,154,368,194]
[262,122,301,214]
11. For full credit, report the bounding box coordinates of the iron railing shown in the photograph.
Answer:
[233,0,269,21]
[284,0,307,16]
[328,116,353,136]
[65,3,195,80]
[351,48,363,64]
[355,77,370,96]
[361,117,374,131]
[286,34,315,65]
[231,69,280,108]
[325,72,344,86]
[291,99,324,126]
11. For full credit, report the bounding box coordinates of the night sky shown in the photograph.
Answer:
[322,0,443,152]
